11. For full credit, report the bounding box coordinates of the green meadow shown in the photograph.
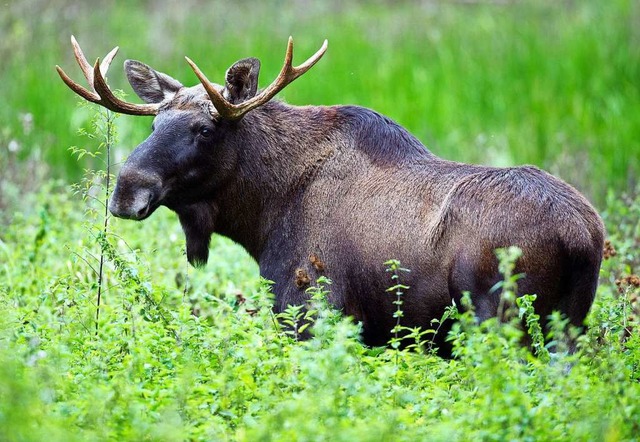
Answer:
[2,0,638,198]
[1,0,640,440]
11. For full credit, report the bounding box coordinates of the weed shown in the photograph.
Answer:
[384,259,410,351]
[70,102,118,333]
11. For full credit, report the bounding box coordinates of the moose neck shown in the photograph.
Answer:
[179,101,341,264]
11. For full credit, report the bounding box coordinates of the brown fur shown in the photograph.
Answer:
[103,56,605,356]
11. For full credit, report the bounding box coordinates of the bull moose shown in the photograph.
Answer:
[57,36,604,354]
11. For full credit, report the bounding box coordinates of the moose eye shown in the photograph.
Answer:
[199,127,213,138]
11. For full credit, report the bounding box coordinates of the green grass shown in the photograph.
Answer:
[1,0,639,202]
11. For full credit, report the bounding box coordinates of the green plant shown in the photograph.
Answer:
[69,101,118,333]
[384,259,410,351]
[493,246,525,323]
[516,293,550,362]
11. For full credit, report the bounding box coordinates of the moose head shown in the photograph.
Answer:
[57,36,327,265]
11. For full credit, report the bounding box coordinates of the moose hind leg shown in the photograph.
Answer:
[448,248,502,323]
[557,252,601,340]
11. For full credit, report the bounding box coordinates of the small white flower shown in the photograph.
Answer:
[8,139,20,152]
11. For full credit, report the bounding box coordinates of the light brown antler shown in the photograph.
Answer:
[186,36,328,121]
[56,36,159,116]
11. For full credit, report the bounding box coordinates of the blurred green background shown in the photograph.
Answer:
[1,0,639,205]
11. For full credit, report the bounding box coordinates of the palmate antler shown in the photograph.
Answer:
[186,37,328,121]
[56,36,160,116]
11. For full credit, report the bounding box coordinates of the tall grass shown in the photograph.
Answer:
[1,0,638,202]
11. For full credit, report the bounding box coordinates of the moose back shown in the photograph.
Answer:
[57,37,604,353]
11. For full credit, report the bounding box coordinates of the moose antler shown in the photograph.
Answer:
[186,37,328,121]
[56,36,160,116]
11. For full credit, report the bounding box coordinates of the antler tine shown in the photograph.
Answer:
[57,36,159,116]
[100,45,120,78]
[283,36,294,70]
[185,56,235,120]
[92,59,161,115]
[70,35,95,88]
[188,37,328,121]
[281,36,328,81]
[294,38,329,74]
[56,64,100,103]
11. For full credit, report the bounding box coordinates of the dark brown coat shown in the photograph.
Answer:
[60,40,605,355]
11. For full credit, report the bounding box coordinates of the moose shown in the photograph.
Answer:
[57,36,604,354]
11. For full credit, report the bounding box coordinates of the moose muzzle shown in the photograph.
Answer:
[109,167,163,221]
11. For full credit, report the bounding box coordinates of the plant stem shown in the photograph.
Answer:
[96,108,114,334]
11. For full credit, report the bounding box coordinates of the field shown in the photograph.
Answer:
[1,0,640,440]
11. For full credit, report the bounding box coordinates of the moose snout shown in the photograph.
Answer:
[109,169,162,221]
[109,188,155,220]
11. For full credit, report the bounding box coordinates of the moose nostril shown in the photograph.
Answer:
[109,168,161,220]
[136,203,149,219]
[109,186,157,220]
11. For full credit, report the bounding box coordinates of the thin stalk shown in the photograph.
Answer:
[394,288,401,369]
[385,259,410,391]
[96,107,114,334]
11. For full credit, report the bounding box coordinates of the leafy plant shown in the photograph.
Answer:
[69,101,118,333]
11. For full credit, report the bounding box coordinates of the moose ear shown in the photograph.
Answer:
[124,60,183,104]
[223,58,261,104]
